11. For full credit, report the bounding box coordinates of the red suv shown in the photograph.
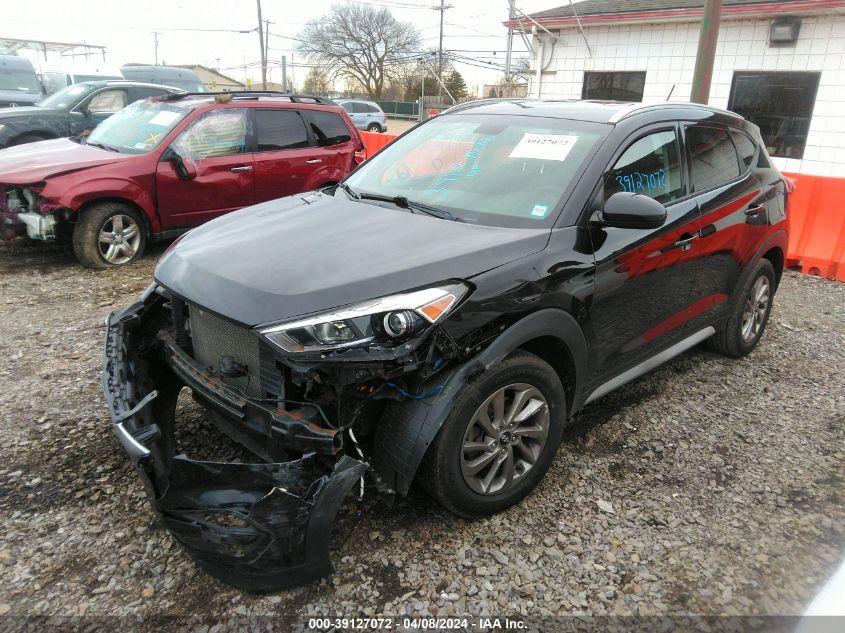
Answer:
[0,92,364,267]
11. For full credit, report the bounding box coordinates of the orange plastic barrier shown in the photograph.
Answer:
[359,131,397,158]
[783,172,845,282]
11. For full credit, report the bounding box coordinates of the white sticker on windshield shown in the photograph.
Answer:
[509,133,578,161]
[149,110,181,126]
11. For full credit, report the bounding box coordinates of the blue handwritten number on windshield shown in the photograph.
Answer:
[615,169,666,195]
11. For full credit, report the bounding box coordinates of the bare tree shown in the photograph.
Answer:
[297,3,420,100]
[302,67,332,95]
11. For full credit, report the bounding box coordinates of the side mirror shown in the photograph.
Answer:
[595,191,667,230]
[165,147,197,181]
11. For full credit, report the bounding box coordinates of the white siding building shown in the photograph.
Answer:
[509,0,845,177]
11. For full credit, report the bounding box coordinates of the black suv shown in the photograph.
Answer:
[103,99,789,591]
[0,80,182,148]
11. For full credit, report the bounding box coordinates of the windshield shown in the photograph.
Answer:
[85,99,191,154]
[0,68,42,93]
[344,113,607,228]
[38,84,92,108]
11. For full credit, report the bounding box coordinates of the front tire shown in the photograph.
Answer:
[710,258,776,357]
[72,203,146,268]
[418,351,566,518]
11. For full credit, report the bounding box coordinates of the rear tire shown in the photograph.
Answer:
[367,123,382,133]
[710,258,776,357]
[417,351,566,518]
[72,202,146,268]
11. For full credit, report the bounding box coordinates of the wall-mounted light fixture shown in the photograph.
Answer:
[770,17,801,46]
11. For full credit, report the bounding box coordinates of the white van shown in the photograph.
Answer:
[41,65,124,95]
[119,65,205,92]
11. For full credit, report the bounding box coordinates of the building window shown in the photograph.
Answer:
[582,72,646,102]
[728,71,820,159]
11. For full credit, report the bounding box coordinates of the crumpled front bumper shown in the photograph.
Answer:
[101,293,367,592]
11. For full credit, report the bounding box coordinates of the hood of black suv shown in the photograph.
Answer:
[155,191,550,326]
[0,105,60,119]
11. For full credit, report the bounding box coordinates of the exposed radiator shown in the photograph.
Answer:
[187,306,266,397]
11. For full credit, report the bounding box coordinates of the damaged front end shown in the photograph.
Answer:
[2,183,66,241]
[102,283,463,591]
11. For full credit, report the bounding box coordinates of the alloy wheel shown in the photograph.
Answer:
[741,275,771,342]
[460,383,550,495]
[98,214,141,265]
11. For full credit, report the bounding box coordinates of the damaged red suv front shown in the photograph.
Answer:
[2,181,69,242]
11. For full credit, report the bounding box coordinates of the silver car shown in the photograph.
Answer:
[336,99,387,133]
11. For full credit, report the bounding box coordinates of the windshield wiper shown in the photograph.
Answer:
[404,199,465,223]
[347,187,464,223]
[84,140,120,153]
[338,182,360,200]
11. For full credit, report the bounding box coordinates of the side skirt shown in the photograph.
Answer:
[583,326,716,405]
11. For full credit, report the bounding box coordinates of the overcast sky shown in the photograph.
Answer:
[4,0,569,93]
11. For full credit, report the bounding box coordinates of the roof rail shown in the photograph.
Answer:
[161,91,337,105]
[607,101,737,124]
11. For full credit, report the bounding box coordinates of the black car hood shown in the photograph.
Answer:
[155,192,550,326]
[0,92,42,107]
[0,105,60,119]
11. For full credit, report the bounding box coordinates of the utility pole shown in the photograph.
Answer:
[691,0,723,103]
[433,0,452,95]
[264,19,271,73]
[153,32,160,66]
[504,0,515,81]
[281,55,287,92]
[256,0,267,90]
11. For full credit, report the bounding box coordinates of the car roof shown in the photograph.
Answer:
[159,92,341,112]
[444,98,745,126]
[73,80,184,92]
[0,55,36,70]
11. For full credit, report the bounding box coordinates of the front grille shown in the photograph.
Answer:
[187,306,265,397]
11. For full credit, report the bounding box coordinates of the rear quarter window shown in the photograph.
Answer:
[730,129,758,171]
[305,110,352,147]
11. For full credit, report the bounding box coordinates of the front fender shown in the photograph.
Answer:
[303,165,347,190]
[371,308,587,496]
[43,177,158,232]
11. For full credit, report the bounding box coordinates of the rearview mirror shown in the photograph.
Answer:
[595,192,667,230]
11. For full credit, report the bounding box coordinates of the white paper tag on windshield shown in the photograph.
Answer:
[149,111,181,126]
[509,133,578,161]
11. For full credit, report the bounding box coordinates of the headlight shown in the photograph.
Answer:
[259,283,468,353]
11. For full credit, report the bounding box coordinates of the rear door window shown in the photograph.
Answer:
[685,125,742,192]
[605,129,684,204]
[254,109,309,151]
[304,110,352,147]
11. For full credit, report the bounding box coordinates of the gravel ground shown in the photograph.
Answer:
[0,239,843,626]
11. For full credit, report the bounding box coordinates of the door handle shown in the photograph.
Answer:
[230,165,252,172]
[672,233,699,252]
[305,159,323,164]
[745,204,765,216]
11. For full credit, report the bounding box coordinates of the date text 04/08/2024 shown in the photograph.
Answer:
[306,617,526,630]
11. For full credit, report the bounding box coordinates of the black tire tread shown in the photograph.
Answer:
[709,258,775,357]
[72,202,146,269]
[417,351,566,518]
